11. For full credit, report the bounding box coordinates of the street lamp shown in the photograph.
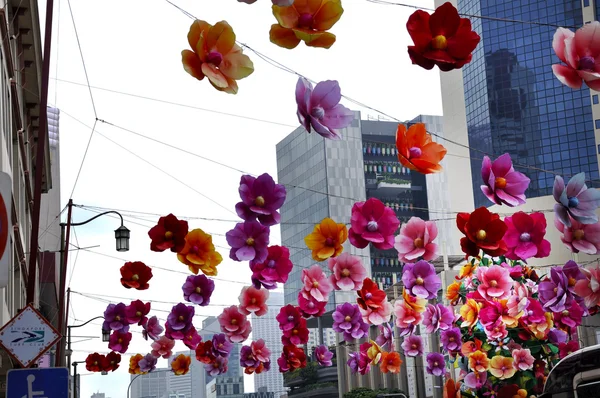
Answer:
[127,369,172,398]
[66,315,106,379]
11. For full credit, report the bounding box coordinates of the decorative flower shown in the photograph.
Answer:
[504,212,551,260]
[108,331,132,354]
[239,286,269,316]
[226,221,270,263]
[327,253,366,291]
[206,356,229,376]
[440,327,461,352]
[276,305,302,331]
[445,379,463,398]
[148,213,189,252]
[196,340,216,364]
[240,345,259,369]
[559,340,580,359]
[128,354,146,375]
[548,328,569,344]
[182,20,254,94]
[332,303,369,342]
[555,215,600,254]
[357,278,388,310]
[464,371,487,390]
[298,293,327,318]
[102,303,130,332]
[277,345,306,373]
[349,198,400,250]
[177,228,223,276]
[151,336,175,359]
[235,173,286,226]
[301,264,333,302]
[167,303,195,332]
[359,298,393,326]
[304,217,347,261]
[212,333,234,357]
[459,298,481,328]
[480,154,530,207]
[403,288,428,313]
[489,356,516,379]
[552,22,600,90]
[295,77,354,140]
[554,172,600,227]
[270,0,344,49]
[120,261,153,290]
[422,303,454,333]
[395,123,447,174]
[218,305,251,343]
[314,345,333,367]
[182,274,215,306]
[171,354,192,375]
[102,351,121,372]
[394,217,439,262]
[85,353,105,372]
[183,327,202,350]
[476,265,512,301]
[401,334,424,357]
[539,266,573,312]
[380,352,401,374]
[375,322,394,351]
[468,350,489,372]
[402,260,441,299]
[142,316,163,341]
[406,2,480,71]
[446,281,461,306]
[574,265,600,309]
[426,352,446,376]
[125,300,151,326]
[393,300,423,336]
[250,245,294,289]
[512,348,534,371]
[138,353,158,373]
[457,207,507,258]
[282,318,309,345]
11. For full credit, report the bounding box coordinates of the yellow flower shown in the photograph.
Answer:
[177,229,223,276]
[128,354,147,375]
[457,261,477,280]
[403,288,427,313]
[459,298,480,328]
[367,340,383,365]
[304,217,347,261]
[489,355,516,379]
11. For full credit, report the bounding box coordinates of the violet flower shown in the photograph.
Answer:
[142,316,163,341]
[205,356,228,376]
[166,303,195,332]
[332,303,369,342]
[212,333,233,358]
[401,260,442,299]
[226,221,270,264]
[314,345,333,367]
[538,267,571,312]
[548,328,568,344]
[347,351,360,373]
[250,245,293,289]
[375,322,394,351]
[138,353,157,373]
[182,327,201,350]
[103,303,130,332]
[563,260,586,295]
[235,173,286,227]
[440,327,461,352]
[554,172,600,227]
[182,274,215,306]
[401,334,423,357]
[422,303,454,334]
[426,352,446,376]
[481,153,530,207]
[240,345,259,368]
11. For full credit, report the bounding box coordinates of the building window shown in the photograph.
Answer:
[595,119,600,129]
[234,385,240,394]
[584,0,590,6]
[594,95,599,105]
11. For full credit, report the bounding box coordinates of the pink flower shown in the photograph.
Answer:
[251,339,270,363]
[108,331,132,354]
[282,318,309,346]
[327,253,367,291]
[298,293,326,318]
[552,22,600,90]
[394,217,439,262]
[554,300,584,329]
[484,320,508,341]
[503,212,551,261]
[238,286,269,316]
[401,334,423,357]
[218,306,252,343]
[422,303,454,333]
[276,305,302,332]
[464,371,487,389]
[183,327,202,350]
[393,300,422,336]
[359,299,393,326]
[349,198,400,250]
[555,215,600,255]
[476,265,512,301]
[512,348,534,371]
[574,266,600,309]
[558,340,580,359]
[480,153,530,207]
[301,265,333,302]
[151,336,175,359]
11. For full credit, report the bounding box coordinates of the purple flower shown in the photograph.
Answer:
[182,327,201,350]
[554,172,600,227]
[226,221,270,264]
[295,77,354,140]
[422,304,454,334]
[481,153,530,207]
[401,334,424,357]
[347,351,360,373]
[108,330,132,353]
[539,267,572,312]
[205,356,228,376]
[142,316,163,341]
[563,260,586,295]
[375,323,394,350]
[250,246,293,290]
[401,260,442,300]
[332,303,369,342]
[426,352,446,376]
[167,303,195,331]
[548,328,568,344]
[440,327,461,352]
[314,345,333,367]
[102,303,130,332]
[235,174,286,227]
[182,274,215,306]
[138,353,157,373]
[212,334,233,358]
[240,345,259,368]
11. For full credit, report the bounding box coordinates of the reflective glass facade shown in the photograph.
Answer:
[457,0,599,208]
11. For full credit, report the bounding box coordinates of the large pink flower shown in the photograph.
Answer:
[218,306,251,343]
[480,153,530,207]
[476,265,512,301]
[393,300,422,336]
[301,265,333,302]
[349,198,400,250]
[238,286,269,316]
[327,253,366,291]
[359,299,393,326]
[504,212,551,261]
[151,336,175,359]
[422,303,454,333]
[574,266,600,309]
[394,217,439,262]
[298,293,327,318]
[552,22,600,90]
[555,215,600,255]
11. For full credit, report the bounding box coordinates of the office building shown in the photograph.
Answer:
[307,328,336,350]
[244,392,274,398]
[168,351,206,398]
[130,370,169,398]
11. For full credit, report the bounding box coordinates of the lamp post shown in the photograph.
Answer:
[65,314,108,379]
[127,369,172,398]
[55,200,130,367]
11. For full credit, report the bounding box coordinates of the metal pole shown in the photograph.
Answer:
[66,323,72,385]
[55,199,73,367]
[317,316,324,346]
[73,362,78,398]
[127,374,142,398]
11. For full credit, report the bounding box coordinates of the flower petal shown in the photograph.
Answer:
[182,50,205,80]
[553,27,575,64]
[313,0,344,31]
[207,21,236,55]
[221,52,254,80]
[269,24,301,49]
[272,3,299,28]
[202,63,229,88]
[293,29,337,48]
[429,2,460,37]
[574,21,600,58]
[188,20,212,50]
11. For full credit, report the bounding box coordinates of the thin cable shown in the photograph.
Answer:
[69,119,97,199]
[67,227,81,288]
[53,0,61,106]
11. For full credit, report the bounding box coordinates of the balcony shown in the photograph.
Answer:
[283,361,338,398]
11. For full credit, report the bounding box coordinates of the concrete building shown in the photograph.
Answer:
[168,351,206,398]
[243,392,274,398]
[307,328,336,350]
[130,370,169,398]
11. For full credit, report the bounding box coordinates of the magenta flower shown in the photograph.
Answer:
[512,348,534,371]
[183,327,201,350]
[440,327,461,352]
[295,77,354,140]
[151,336,175,359]
[552,22,600,90]
[108,331,131,354]
[212,333,233,357]
[251,339,270,363]
[138,353,157,373]
[142,316,163,341]
[276,305,302,332]
[574,265,600,309]
[504,212,551,261]
[476,264,512,301]
[167,303,195,332]
[554,172,600,227]
[240,345,259,368]
[554,301,584,329]
[375,322,394,351]
[314,345,333,367]
[394,217,439,262]
[332,303,369,342]
[182,274,215,306]
[102,303,130,332]
[426,352,446,376]
[226,221,270,263]
[402,260,441,299]
[401,334,424,357]
[464,371,487,389]
[520,298,547,325]
[218,306,251,343]
[563,260,586,295]
[298,292,327,318]
[327,253,367,291]
[555,215,600,255]
[250,245,293,289]
[559,340,580,359]
[301,265,333,302]
[125,300,151,326]
[205,356,229,376]
[481,153,530,207]
[349,198,400,250]
[282,318,309,346]
[235,173,286,227]
[422,303,454,334]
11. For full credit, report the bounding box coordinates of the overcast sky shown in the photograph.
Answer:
[38,0,442,396]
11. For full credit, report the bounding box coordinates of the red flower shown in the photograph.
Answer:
[277,345,306,373]
[195,340,215,364]
[85,353,106,372]
[148,213,189,253]
[357,278,387,311]
[406,2,480,71]
[102,351,121,372]
[457,207,507,258]
[120,261,153,290]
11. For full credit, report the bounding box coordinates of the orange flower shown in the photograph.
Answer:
[468,350,489,373]
[443,378,461,398]
[403,288,427,313]
[461,339,483,357]
[459,298,480,328]
[489,355,516,379]
[379,351,402,374]
[128,354,147,375]
[446,281,461,305]
[181,20,254,94]
[304,217,347,261]
[177,228,223,276]
[456,262,477,280]
[527,312,553,339]
[395,123,447,174]
[171,354,192,376]
[270,0,344,49]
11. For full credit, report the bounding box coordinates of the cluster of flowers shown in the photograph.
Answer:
[85,351,121,373]
[276,305,311,372]
[102,300,152,354]
[240,339,272,374]
[195,333,234,376]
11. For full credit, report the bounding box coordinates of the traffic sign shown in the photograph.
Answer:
[0,305,61,368]
[6,368,68,398]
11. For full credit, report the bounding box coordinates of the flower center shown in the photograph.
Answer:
[365,292,372,299]
[476,229,487,241]
[449,337,454,341]
[312,281,319,288]
[573,229,585,240]
[293,329,298,335]
[165,231,173,239]
[195,287,202,294]
[519,232,531,242]
[251,298,256,304]
[213,363,219,368]
[413,237,424,248]
[411,343,417,349]
[132,274,139,281]
[136,311,142,317]
[298,13,314,28]
[568,277,577,286]
[231,319,237,325]
[115,315,121,321]
[431,35,448,50]
[94,361,98,365]
[287,315,294,322]
[489,280,498,287]
[408,147,422,158]
[495,177,507,189]
[568,196,580,208]
[342,268,351,277]
[415,276,424,286]
[434,361,439,366]
[254,196,265,207]
[178,315,184,321]
[580,55,596,70]
[207,51,223,67]
[267,260,276,268]
[367,221,378,232]
[191,245,199,254]
[246,238,255,246]
[310,106,325,120]
[494,327,499,333]
[118,338,123,343]
[344,315,351,322]
[562,310,570,316]
[325,237,334,246]
[308,302,314,308]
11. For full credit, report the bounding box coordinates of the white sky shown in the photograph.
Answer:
[38,0,442,396]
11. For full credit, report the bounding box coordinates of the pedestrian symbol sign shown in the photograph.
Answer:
[6,368,68,398]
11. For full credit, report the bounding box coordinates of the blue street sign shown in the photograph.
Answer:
[6,368,69,398]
